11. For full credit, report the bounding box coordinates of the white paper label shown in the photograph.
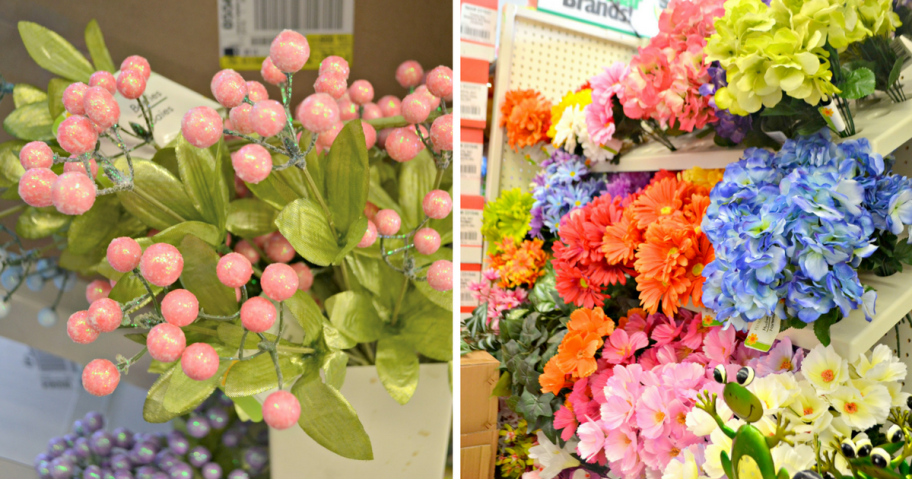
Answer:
[745,316,781,352]
[461,4,497,45]
[461,82,488,122]
[537,0,661,38]
[460,270,482,308]
[460,141,483,195]
[217,0,354,70]
[460,209,483,247]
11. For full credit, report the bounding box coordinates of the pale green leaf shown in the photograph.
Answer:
[413,247,453,311]
[323,350,348,390]
[0,141,27,187]
[368,166,403,217]
[175,135,229,232]
[153,221,221,248]
[285,290,324,346]
[325,121,370,234]
[400,288,452,362]
[398,149,436,229]
[109,271,162,303]
[47,78,73,119]
[4,102,55,141]
[334,216,368,264]
[178,235,238,316]
[326,291,384,343]
[16,206,70,239]
[323,322,358,350]
[143,365,183,423]
[224,353,303,397]
[18,21,94,82]
[151,147,180,178]
[163,344,231,412]
[275,198,339,266]
[226,198,278,238]
[110,157,204,230]
[230,395,264,422]
[12,84,47,108]
[375,338,419,405]
[291,372,373,460]
[84,19,115,72]
[67,195,120,254]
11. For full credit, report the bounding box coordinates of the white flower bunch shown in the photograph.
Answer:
[552,104,617,164]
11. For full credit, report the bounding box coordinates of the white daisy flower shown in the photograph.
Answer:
[827,381,890,430]
[852,344,907,383]
[662,446,706,479]
[801,345,849,394]
[772,443,815,476]
[528,431,580,479]
[749,374,795,413]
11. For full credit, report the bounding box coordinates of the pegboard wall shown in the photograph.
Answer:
[485,5,645,201]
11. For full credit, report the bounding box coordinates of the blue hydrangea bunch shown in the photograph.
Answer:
[529,148,605,237]
[702,130,912,329]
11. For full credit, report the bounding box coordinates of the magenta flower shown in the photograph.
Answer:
[635,385,669,439]
[576,420,607,463]
[602,329,648,364]
[553,404,579,442]
[703,325,736,364]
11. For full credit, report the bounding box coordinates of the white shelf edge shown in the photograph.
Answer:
[590,131,743,173]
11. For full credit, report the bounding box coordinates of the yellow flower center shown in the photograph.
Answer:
[844,402,858,414]
[692,263,704,276]
[668,247,679,257]
[579,278,589,289]
[655,412,665,423]
[660,206,672,215]
[779,358,793,371]
[821,369,835,383]
[677,412,687,425]
[803,406,814,416]
[570,171,576,177]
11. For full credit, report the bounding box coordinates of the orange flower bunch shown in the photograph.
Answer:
[488,237,549,288]
[540,307,615,395]
[500,89,552,152]
[601,174,717,316]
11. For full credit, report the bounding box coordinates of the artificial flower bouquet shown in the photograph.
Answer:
[702,130,912,344]
[0,19,454,459]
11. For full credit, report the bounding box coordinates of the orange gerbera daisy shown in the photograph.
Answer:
[540,356,569,395]
[556,331,602,378]
[683,194,710,229]
[500,89,552,152]
[683,234,714,307]
[631,176,684,229]
[637,270,692,315]
[567,307,615,339]
[489,237,549,288]
[635,216,696,283]
[601,207,643,265]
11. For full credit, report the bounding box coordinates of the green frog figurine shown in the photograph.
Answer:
[696,365,795,479]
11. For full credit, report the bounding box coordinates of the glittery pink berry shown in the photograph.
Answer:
[181,343,219,381]
[18,168,57,207]
[319,56,350,78]
[116,68,146,100]
[216,252,253,288]
[251,100,286,138]
[289,262,313,291]
[378,95,402,117]
[107,237,142,273]
[140,243,184,287]
[427,260,453,291]
[62,82,88,115]
[83,86,120,130]
[234,240,260,264]
[269,30,310,73]
[147,323,187,363]
[317,122,343,150]
[423,190,453,220]
[361,102,382,121]
[314,74,348,100]
[385,127,424,162]
[181,107,223,148]
[358,220,377,248]
[261,57,286,86]
[364,201,379,222]
[377,128,392,149]
[430,114,453,152]
[89,71,116,95]
[121,55,152,81]
[348,80,374,105]
[228,104,255,135]
[67,311,99,344]
[337,96,358,121]
[401,93,431,124]
[396,60,424,88]
[64,158,99,178]
[51,172,96,215]
[415,85,441,110]
[262,390,301,430]
[19,141,53,170]
[247,81,269,102]
[82,359,119,396]
[57,115,98,155]
[86,279,112,303]
[232,144,272,184]
[413,228,441,255]
[161,289,199,327]
[211,69,248,108]
[296,93,340,133]
[375,209,401,235]
[261,263,299,301]
[254,234,272,248]
[265,233,295,263]
[240,296,277,333]
[361,121,377,149]
[426,66,454,100]
[88,298,122,333]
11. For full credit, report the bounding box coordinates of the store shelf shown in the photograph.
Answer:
[842,96,912,156]
[590,132,743,173]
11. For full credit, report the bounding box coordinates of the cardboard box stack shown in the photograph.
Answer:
[460,351,501,479]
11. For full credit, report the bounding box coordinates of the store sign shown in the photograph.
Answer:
[537,0,662,38]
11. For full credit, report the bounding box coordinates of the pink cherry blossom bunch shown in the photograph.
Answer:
[618,0,725,132]
[468,269,529,331]
[584,63,627,152]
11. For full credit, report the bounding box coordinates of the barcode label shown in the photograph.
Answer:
[462,105,482,116]
[461,26,491,40]
[460,270,482,307]
[461,82,488,122]
[253,0,345,31]
[462,231,479,241]
[461,140,483,195]
[461,292,474,303]
[461,4,497,45]
[461,164,478,174]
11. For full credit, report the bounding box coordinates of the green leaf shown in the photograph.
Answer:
[230,395,264,422]
[153,221,221,248]
[109,271,162,303]
[889,58,904,89]
[18,21,94,82]
[68,195,120,254]
[325,121,370,234]
[492,371,512,397]
[375,338,419,405]
[178,235,238,316]
[334,216,368,264]
[164,345,231,412]
[412,247,453,311]
[16,206,70,239]
[143,365,183,423]
[839,67,876,100]
[226,198,278,238]
[176,135,229,232]
[326,291,384,343]
[515,389,554,420]
[291,371,373,460]
[111,158,204,230]
[4,102,55,141]
[285,289,325,346]
[244,152,306,211]
[151,147,180,178]
[323,322,358,350]
[0,141,27,187]
[275,198,339,266]
[813,309,839,346]
[398,149,437,229]
[368,166,404,217]
[224,353,303,397]
[323,350,348,390]
[400,288,452,362]
[12,84,47,108]
[47,78,73,119]
[84,19,115,73]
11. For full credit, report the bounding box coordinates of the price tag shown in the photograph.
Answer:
[460,3,497,45]
[461,82,488,123]
[744,316,781,352]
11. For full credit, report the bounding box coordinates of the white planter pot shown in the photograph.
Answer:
[268,363,452,479]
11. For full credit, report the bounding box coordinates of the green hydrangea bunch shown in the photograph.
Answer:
[481,188,534,247]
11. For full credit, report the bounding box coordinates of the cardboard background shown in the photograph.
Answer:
[0,0,453,143]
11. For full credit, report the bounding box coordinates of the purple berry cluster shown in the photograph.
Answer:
[34,391,269,479]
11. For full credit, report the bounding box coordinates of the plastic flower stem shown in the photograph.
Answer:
[0,204,24,220]
[50,272,67,310]
[220,350,268,362]
[117,347,147,373]
[182,325,220,338]
[119,293,151,313]
[365,110,443,130]
[3,260,31,302]
[345,347,370,365]
[197,309,240,321]
[359,342,375,364]
[239,330,249,360]
[133,269,161,316]
[221,130,287,155]
[389,274,410,327]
